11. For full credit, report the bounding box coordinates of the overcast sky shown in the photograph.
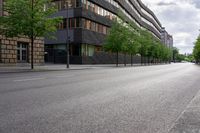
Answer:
[141,0,200,54]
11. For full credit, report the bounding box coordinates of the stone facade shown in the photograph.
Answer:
[0,35,44,65]
[0,0,44,65]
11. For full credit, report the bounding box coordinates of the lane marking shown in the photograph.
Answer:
[13,74,74,82]
[55,75,74,78]
[13,77,45,82]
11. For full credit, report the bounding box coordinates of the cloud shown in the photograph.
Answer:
[192,0,200,9]
[141,0,200,54]
[157,2,176,6]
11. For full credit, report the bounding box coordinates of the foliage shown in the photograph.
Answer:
[172,47,179,62]
[0,0,61,38]
[104,19,125,53]
[104,13,172,66]
[184,54,194,62]
[0,0,61,68]
[193,36,200,63]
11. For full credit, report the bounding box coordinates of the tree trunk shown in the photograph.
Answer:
[116,51,119,67]
[31,37,34,69]
[131,54,133,66]
[152,58,154,65]
[144,56,146,66]
[148,56,150,65]
[124,53,126,66]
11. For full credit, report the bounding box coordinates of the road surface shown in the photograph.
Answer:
[0,63,200,133]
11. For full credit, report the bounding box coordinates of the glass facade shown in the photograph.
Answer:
[52,0,81,10]
[58,18,109,35]
[81,44,102,57]
[52,0,162,38]
[82,0,117,21]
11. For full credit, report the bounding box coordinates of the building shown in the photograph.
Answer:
[0,0,44,65]
[167,34,173,48]
[161,27,173,48]
[45,0,172,64]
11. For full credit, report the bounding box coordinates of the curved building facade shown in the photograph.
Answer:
[45,0,171,64]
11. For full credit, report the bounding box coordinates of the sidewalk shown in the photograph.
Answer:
[0,63,139,74]
[0,63,166,74]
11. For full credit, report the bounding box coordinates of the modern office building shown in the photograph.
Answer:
[45,0,172,64]
[0,0,44,65]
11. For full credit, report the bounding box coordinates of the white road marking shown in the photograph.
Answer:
[13,77,45,82]
[55,75,74,78]
[13,74,75,82]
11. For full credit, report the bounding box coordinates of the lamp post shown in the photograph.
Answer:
[65,1,70,68]
[31,0,34,69]
[66,36,70,68]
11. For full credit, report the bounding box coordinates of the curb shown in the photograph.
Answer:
[0,68,93,74]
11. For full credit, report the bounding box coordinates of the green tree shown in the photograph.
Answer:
[193,37,200,63]
[138,29,151,65]
[121,24,139,66]
[172,47,179,62]
[126,30,140,66]
[146,34,156,64]
[121,25,130,66]
[104,19,126,66]
[176,54,185,62]
[184,54,194,62]
[0,0,61,69]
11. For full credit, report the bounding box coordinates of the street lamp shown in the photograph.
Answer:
[65,0,70,68]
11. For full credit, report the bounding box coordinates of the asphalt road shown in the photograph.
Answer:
[0,63,200,133]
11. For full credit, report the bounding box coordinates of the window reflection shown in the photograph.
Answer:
[58,18,109,35]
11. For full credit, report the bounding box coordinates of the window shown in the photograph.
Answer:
[94,5,98,14]
[98,25,103,33]
[86,20,91,30]
[95,23,99,32]
[17,42,28,63]
[76,18,81,28]
[81,0,117,21]
[91,22,96,31]
[51,0,81,11]
[58,18,109,34]
[103,26,107,34]
[71,18,75,28]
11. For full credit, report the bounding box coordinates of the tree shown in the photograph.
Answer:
[172,47,179,62]
[120,25,129,66]
[193,36,200,63]
[138,29,151,65]
[104,19,126,66]
[185,54,194,62]
[121,24,139,66]
[146,33,156,65]
[0,0,61,69]
[126,29,139,66]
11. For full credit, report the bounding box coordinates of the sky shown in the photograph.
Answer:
[141,0,200,54]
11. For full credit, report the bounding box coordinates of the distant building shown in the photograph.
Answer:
[161,27,173,48]
[0,0,44,65]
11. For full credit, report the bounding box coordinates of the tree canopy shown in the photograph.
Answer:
[193,36,200,63]
[0,0,61,69]
[104,16,172,66]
